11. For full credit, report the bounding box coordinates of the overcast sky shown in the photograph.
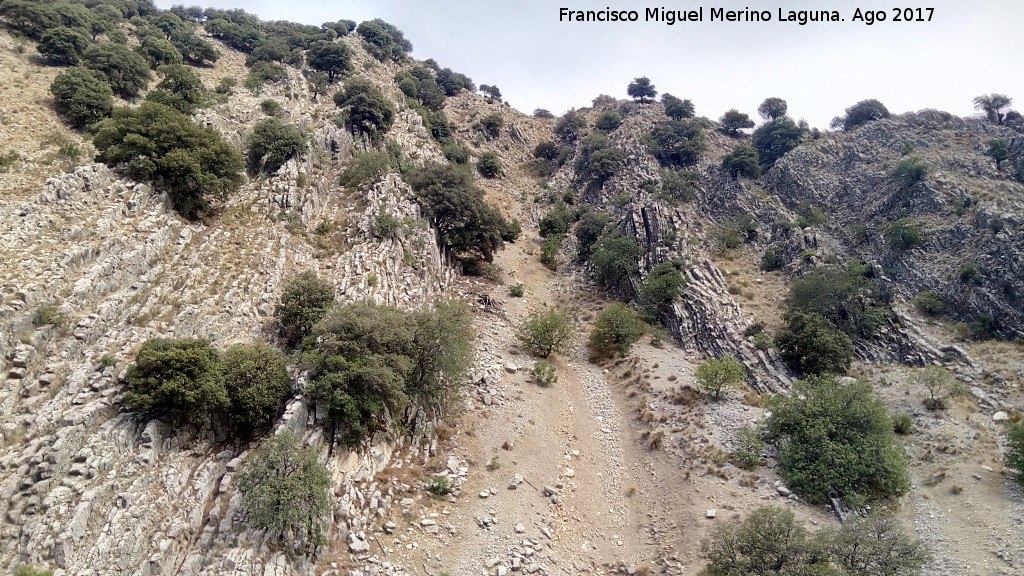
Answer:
[156,0,1023,128]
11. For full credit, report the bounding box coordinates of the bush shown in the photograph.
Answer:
[426,475,453,497]
[82,42,152,99]
[239,431,331,548]
[356,19,412,62]
[588,303,645,360]
[32,303,69,329]
[639,260,685,322]
[822,514,930,576]
[93,102,244,219]
[260,99,283,117]
[13,566,53,576]
[137,36,184,68]
[554,110,586,143]
[719,109,754,136]
[646,120,705,168]
[721,145,761,178]
[533,108,555,119]
[509,283,524,297]
[590,231,641,292]
[661,93,694,120]
[215,76,237,95]
[539,204,575,237]
[912,290,944,315]
[764,374,910,504]
[841,99,890,131]
[516,308,573,357]
[374,213,400,240]
[501,219,522,242]
[658,169,698,203]
[594,110,622,132]
[477,113,504,139]
[892,413,913,435]
[306,39,352,82]
[340,150,394,187]
[786,263,888,338]
[885,218,923,250]
[912,365,967,411]
[247,118,306,176]
[37,26,91,66]
[50,67,114,128]
[477,151,502,178]
[532,360,557,387]
[223,343,293,432]
[145,64,206,114]
[276,271,335,345]
[0,150,18,173]
[1006,423,1024,486]
[730,427,764,470]
[574,210,609,259]
[123,338,229,420]
[171,31,219,66]
[573,133,624,187]
[760,249,784,271]
[540,234,562,270]
[752,116,802,167]
[988,138,1009,169]
[775,311,855,375]
[888,157,928,192]
[695,357,745,400]
[333,79,396,143]
[245,61,288,91]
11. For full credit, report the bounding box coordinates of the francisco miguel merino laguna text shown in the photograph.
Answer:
[558,7,935,25]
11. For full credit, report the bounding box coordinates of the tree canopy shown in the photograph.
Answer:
[752,117,803,168]
[646,120,706,168]
[661,93,695,120]
[306,40,352,82]
[720,109,755,136]
[82,41,152,99]
[246,118,306,176]
[757,97,788,120]
[50,67,114,128]
[356,18,412,62]
[123,338,229,419]
[840,99,890,131]
[333,79,396,143]
[627,76,657,103]
[973,93,1013,124]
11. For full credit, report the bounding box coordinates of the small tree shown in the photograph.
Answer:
[588,303,645,360]
[1005,422,1024,486]
[50,67,114,128]
[479,84,502,101]
[842,99,890,131]
[247,118,307,175]
[912,365,967,411]
[276,271,336,345]
[238,431,331,549]
[695,357,745,400]
[757,97,788,120]
[825,514,930,576]
[775,311,854,375]
[661,93,694,120]
[477,151,502,178]
[752,116,802,167]
[37,26,91,66]
[721,145,761,178]
[82,42,152,99]
[885,218,923,250]
[145,64,206,114]
[701,507,823,576]
[973,93,1013,124]
[646,120,706,167]
[988,138,1009,169]
[554,110,587,143]
[478,113,504,139]
[590,232,641,292]
[888,157,928,192]
[333,79,396,143]
[719,109,754,136]
[516,309,573,357]
[306,40,352,82]
[223,343,293,432]
[627,76,657,103]
[123,338,228,420]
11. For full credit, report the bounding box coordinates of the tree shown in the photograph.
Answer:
[333,79,396,143]
[1006,423,1024,486]
[752,117,803,167]
[435,67,474,96]
[37,26,91,66]
[50,67,114,128]
[92,102,244,219]
[842,99,890,131]
[764,374,910,504]
[356,18,412,62]
[888,158,928,192]
[701,507,825,576]
[479,84,502,101]
[477,151,502,178]
[223,343,293,432]
[646,120,706,168]
[973,93,1013,124]
[661,93,695,120]
[588,303,645,360]
[247,118,306,175]
[757,97,788,120]
[825,514,929,576]
[786,263,888,338]
[82,42,152,99]
[988,138,1009,169]
[0,0,61,39]
[590,232,641,292]
[554,110,587,143]
[238,431,331,549]
[276,271,336,345]
[171,31,219,66]
[574,133,624,186]
[595,110,623,132]
[146,64,206,114]
[885,218,923,250]
[123,338,229,420]
[627,77,657,103]
[307,70,329,101]
[721,145,761,178]
[516,309,573,358]
[477,113,504,139]
[137,36,184,67]
[695,357,745,400]
[720,109,754,136]
[911,365,967,411]
[639,260,685,321]
[306,40,352,82]
[775,311,855,375]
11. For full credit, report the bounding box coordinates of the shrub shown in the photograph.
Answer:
[554,110,586,143]
[721,145,761,178]
[661,93,694,120]
[276,272,335,345]
[822,514,930,576]
[356,19,412,62]
[435,67,475,96]
[533,108,555,119]
[775,311,854,375]
[501,219,522,242]
[658,169,698,202]
[239,431,330,548]
[912,365,967,411]
[477,151,502,178]
[123,338,229,420]
[509,283,524,297]
[333,79,396,143]
[757,97,788,120]
[223,343,293,432]
[988,138,1009,169]
[539,205,575,237]
[1006,423,1024,486]
[426,475,453,497]
[646,120,705,168]
[752,116,802,167]
[50,67,114,128]
[533,140,559,161]
[973,93,1013,124]
[701,507,823,576]
[477,113,504,139]
[532,360,557,387]
[516,308,573,357]
[588,303,645,360]
[37,26,91,66]
[595,110,623,132]
[0,150,18,173]
[892,413,913,435]
[247,118,306,176]
[590,231,641,292]
[574,133,624,187]
[245,61,288,92]
[730,426,764,470]
[760,249,784,271]
[340,150,394,187]
[888,158,928,192]
[260,99,283,117]
[32,303,69,329]
[306,40,352,82]
[170,31,219,66]
[136,36,183,68]
[374,213,400,240]
[913,290,944,315]
[13,566,53,576]
[639,260,685,322]
[695,357,745,400]
[764,374,910,504]
[719,109,754,136]
[841,99,890,131]
[885,218,923,250]
[574,210,609,259]
[82,42,152,99]
[786,263,888,338]
[145,64,206,115]
[540,234,562,270]
[215,76,237,95]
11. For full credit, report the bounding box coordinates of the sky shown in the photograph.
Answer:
[155,0,1024,129]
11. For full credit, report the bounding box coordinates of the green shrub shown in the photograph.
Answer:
[573,210,609,259]
[988,138,1009,169]
[501,219,522,242]
[50,67,114,129]
[786,263,888,338]
[306,39,352,81]
[760,249,784,271]
[1006,423,1024,486]
[32,303,69,329]
[574,133,624,187]
[37,26,90,65]
[239,431,330,548]
[775,311,854,375]
[145,64,207,115]
[136,36,184,68]
[719,109,754,136]
[333,79,396,143]
[658,169,698,203]
[912,365,967,411]
[588,303,645,361]
[215,76,237,95]
[245,61,288,92]
[276,271,336,345]
[888,157,928,191]
[590,231,640,292]
[645,119,705,168]
[594,110,622,132]
[100,354,118,368]
[426,475,453,497]
[260,99,283,117]
[82,42,152,99]
[540,234,562,270]
[554,110,586,143]
[223,343,293,432]
[247,118,306,176]
[539,204,574,237]
[477,151,502,178]
[532,360,557,387]
[13,566,54,576]
[752,116,802,167]
[340,150,394,187]
[356,19,412,62]
[509,283,524,297]
[92,102,244,219]
[885,218,923,250]
[695,357,745,400]
[0,150,18,173]
[840,98,890,131]
[661,93,694,120]
[729,426,764,470]
[639,260,685,322]
[516,308,573,358]
[795,203,828,228]
[765,375,909,504]
[123,338,229,420]
[892,413,913,435]
[913,290,945,315]
[721,145,760,178]
[477,113,504,139]
[374,213,400,240]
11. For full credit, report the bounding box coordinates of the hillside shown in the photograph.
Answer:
[0,3,1022,576]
